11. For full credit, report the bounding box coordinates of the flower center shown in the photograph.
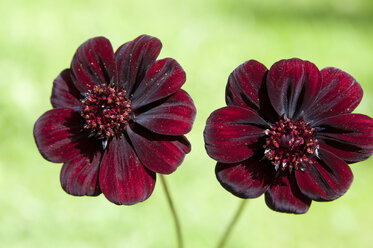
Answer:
[263,118,319,172]
[81,84,131,141]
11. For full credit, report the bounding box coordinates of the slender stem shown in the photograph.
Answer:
[217,199,248,248]
[160,175,184,248]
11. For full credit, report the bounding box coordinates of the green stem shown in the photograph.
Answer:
[217,199,248,248]
[160,175,184,248]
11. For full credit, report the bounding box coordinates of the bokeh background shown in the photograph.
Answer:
[1,0,373,247]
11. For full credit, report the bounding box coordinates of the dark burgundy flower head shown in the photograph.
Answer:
[204,58,373,214]
[34,35,196,205]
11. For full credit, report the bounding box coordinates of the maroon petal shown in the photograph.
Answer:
[71,37,117,93]
[204,106,268,163]
[265,173,311,214]
[295,148,353,201]
[34,108,99,163]
[304,67,363,121]
[60,151,102,196]
[115,35,162,95]
[51,69,82,108]
[99,137,156,205]
[225,60,268,109]
[266,58,321,119]
[134,90,196,136]
[316,114,373,163]
[130,58,186,109]
[127,125,191,174]
[216,158,275,198]
[319,143,372,165]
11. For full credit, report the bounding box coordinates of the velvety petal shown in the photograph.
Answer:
[115,35,162,95]
[134,90,196,136]
[318,143,371,165]
[304,67,363,121]
[265,173,311,214]
[316,114,373,163]
[99,137,156,205]
[131,58,186,109]
[51,69,82,108]
[34,108,100,163]
[216,158,275,198]
[204,106,268,163]
[295,148,353,201]
[266,58,321,119]
[127,125,191,174]
[60,151,102,196]
[225,60,268,110]
[71,37,117,93]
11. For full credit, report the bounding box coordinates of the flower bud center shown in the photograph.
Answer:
[81,84,131,140]
[263,118,319,172]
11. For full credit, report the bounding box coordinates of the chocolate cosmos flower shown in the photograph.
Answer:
[34,35,196,205]
[204,58,373,213]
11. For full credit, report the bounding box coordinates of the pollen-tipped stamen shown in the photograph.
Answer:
[263,118,319,172]
[81,84,132,142]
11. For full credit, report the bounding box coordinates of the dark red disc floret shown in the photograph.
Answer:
[263,118,319,172]
[81,84,132,140]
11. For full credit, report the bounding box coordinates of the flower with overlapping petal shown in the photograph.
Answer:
[34,35,196,205]
[204,58,373,213]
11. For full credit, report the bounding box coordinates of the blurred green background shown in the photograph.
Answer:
[1,0,373,247]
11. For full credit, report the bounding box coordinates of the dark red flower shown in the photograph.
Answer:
[204,58,373,214]
[34,35,196,205]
